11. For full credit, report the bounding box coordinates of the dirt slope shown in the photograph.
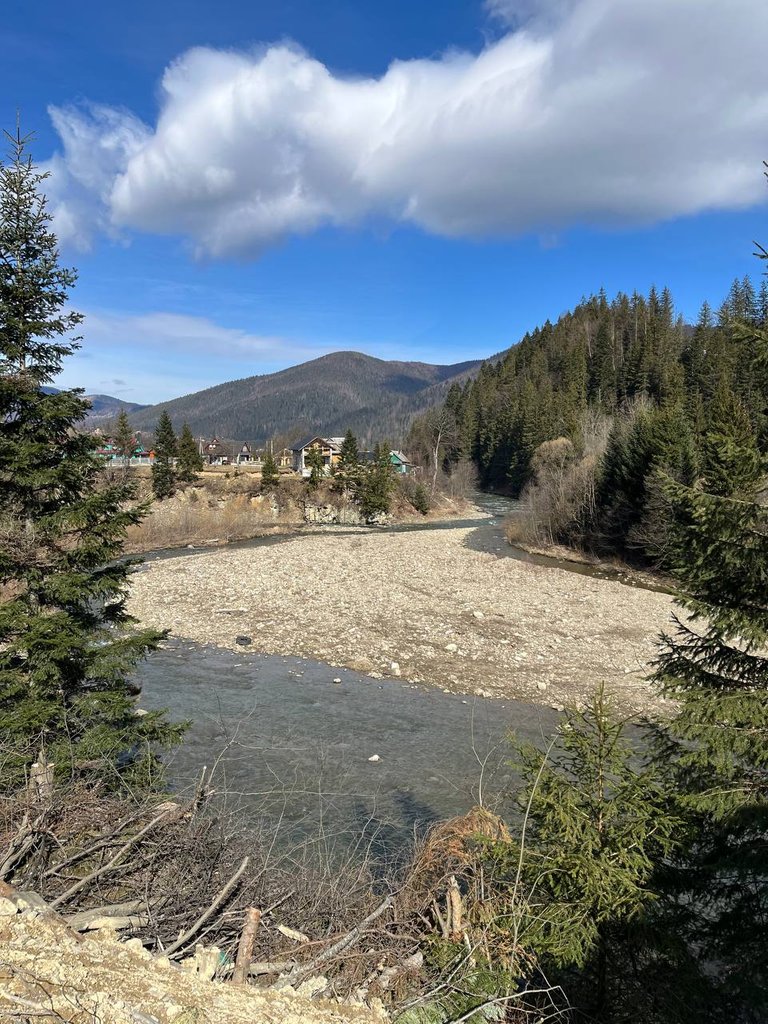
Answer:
[0,901,384,1024]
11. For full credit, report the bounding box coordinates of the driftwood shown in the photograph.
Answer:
[163,855,250,958]
[0,809,50,880]
[232,907,262,985]
[249,959,298,977]
[65,900,150,931]
[277,895,393,989]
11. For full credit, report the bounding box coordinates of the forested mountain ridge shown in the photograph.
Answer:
[413,276,768,562]
[127,350,483,445]
[42,387,147,421]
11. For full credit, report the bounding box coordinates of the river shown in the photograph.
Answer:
[135,490,660,853]
[136,493,561,851]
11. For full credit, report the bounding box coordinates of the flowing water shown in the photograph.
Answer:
[139,643,558,854]
[136,489,650,851]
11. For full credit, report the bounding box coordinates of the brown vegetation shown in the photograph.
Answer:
[506,410,611,551]
[0,775,564,1020]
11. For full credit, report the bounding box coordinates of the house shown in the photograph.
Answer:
[276,447,294,468]
[202,437,230,465]
[291,436,343,477]
[389,451,414,475]
[235,442,252,465]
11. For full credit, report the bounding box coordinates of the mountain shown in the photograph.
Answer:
[42,388,148,421]
[84,395,148,420]
[125,351,484,445]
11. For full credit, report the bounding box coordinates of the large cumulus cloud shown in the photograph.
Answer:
[47,0,768,257]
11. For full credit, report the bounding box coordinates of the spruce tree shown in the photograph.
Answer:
[651,334,768,1013]
[176,422,203,483]
[113,408,134,473]
[489,686,690,1022]
[305,445,325,490]
[359,444,394,519]
[0,130,182,791]
[260,449,280,489]
[151,410,177,498]
[335,429,360,493]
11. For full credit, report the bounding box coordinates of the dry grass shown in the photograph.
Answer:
[124,483,305,552]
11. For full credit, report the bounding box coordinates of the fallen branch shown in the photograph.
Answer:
[249,960,298,977]
[277,895,393,989]
[66,900,149,931]
[164,855,250,959]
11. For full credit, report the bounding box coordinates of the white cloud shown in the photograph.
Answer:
[55,309,327,403]
[46,0,768,257]
[83,309,307,360]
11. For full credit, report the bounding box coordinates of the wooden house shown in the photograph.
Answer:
[202,437,230,465]
[291,436,343,477]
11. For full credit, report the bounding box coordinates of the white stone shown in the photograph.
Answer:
[390,661,401,676]
[332,677,342,683]
[368,754,381,762]
[472,610,484,619]
[445,643,458,653]
[536,681,548,691]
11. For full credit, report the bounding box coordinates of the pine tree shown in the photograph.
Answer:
[176,422,203,483]
[151,410,177,499]
[260,449,280,489]
[488,686,687,1021]
[359,444,394,519]
[0,129,183,791]
[305,445,325,490]
[113,409,134,474]
[335,429,360,493]
[652,309,768,1014]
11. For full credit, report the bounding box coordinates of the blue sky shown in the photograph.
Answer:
[4,0,767,403]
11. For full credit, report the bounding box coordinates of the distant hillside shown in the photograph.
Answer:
[84,395,148,420]
[42,388,147,421]
[126,350,484,445]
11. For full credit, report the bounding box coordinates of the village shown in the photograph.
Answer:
[92,429,414,477]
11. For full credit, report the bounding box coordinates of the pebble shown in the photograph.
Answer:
[536,680,548,691]
[332,677,342,684]
[235,636,252,646]
[368,754,381,762]
[445,643,458,653]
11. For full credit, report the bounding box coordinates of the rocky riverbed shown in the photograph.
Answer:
[127,520,676,714]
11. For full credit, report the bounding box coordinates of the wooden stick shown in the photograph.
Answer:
[232,907,262,985]
[277,895,392,988]
[164,855,250,959]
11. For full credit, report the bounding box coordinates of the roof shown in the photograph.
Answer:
[292,436,342,453]
[390,451,412,464]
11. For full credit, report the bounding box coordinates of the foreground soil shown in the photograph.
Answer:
[0,902,382,1024]
[127,521,676,714]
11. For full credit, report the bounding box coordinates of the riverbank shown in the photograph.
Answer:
[128,522,676,714]
[122,472,472,554]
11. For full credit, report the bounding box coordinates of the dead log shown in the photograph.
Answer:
[248,960,298,977]
[232,907,262,985]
